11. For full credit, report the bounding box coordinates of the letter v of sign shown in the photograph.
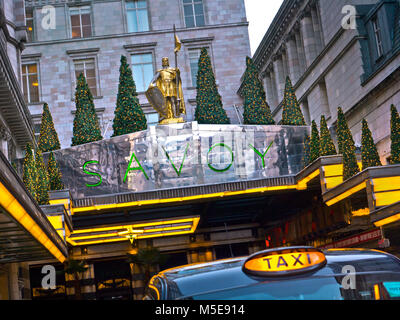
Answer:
[162,143,190,177]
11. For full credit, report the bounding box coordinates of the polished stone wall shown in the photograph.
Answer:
[49,122,310,199]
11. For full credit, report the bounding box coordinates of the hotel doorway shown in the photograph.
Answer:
[93,259,132,300]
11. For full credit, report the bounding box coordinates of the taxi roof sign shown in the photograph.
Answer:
[242,247,327,277]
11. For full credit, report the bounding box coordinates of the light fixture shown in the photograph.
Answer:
[118,226,144,244]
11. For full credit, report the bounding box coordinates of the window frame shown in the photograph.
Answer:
[188,47,205,88]
[73,58,99,97]
[25,7,35,42]
[183,40,215,89]
[371,16,384,59]
[182,0,206,28]
[21,62,41,104]
[69,6,93,39]
[125,0,150,33]
[130,52,155,93]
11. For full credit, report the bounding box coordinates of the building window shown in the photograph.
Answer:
[22,63,40,103]
[183,0,205,28]
[70,6,92,38]
[131,53,154,92]
[33,120,41,143]
[188,48,203,87]
[126,0,149,33]
[74,59,97,96]
[372,17,384,58]
[26,8,34,42]
[145,112,159,126]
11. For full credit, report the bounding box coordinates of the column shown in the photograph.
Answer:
[0,128,9,160]
[311,6,324,55]
[8,263,20,300]
[286,34,301,83]
[294,29,306,74]
[299,10,317,66]
[264,70,275,106]
[318,81,331,117]
[81,263,96,300]
[281,48,290,81]
[273,55,285,103]
[270,69,279,108]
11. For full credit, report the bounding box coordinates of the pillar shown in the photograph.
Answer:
[264,71,275,107]
[300,11,317,66]
[273,55,285,103]
[294,29,307,74]
[286,34,301,83]
[311,6,323,55]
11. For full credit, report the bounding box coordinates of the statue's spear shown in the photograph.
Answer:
[173,24,182,113]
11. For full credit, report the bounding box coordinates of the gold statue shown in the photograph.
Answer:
[145,57,186,124]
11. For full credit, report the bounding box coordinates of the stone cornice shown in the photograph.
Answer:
[181,36,214,44]
[253,0,306,69]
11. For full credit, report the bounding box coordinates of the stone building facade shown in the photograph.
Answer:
[246,0,400,164]
[1,0,68,301]
[22,0,251,149]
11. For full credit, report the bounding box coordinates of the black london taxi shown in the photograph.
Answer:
[143,246,400,300]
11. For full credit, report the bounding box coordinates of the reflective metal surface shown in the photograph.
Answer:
[50,122,310,200]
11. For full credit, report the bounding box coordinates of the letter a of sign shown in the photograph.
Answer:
[162,143,190,177]
[124,152,149,182]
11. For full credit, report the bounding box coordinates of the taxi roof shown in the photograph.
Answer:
[156,248,400,299]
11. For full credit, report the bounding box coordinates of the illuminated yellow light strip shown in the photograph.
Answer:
[67,217,200,246]
[0,182,66,263]
[375,190,400,208]
[71,218,197,234]
[70,224,193,241]
[297,169,320,190]
[325,182,366,207]
[323,164,343,177]
[374,284,380,300]
[374,213,400,227]
[72,186,299,213]
[351,208,370,216]
[67,229,196,246]
[322,162,361,178]
[325,176,343,190]
[372,177,400,193]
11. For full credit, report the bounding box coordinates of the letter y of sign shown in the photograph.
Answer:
[249,141,274,168]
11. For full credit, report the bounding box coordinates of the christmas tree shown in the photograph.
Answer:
[391,104,400,164]
[71,73,103,146]
[336,107,360,180]
[112,55,147,137]
[22,143,37,201]
[361,119,381,170]
[319,115,337,156]
[48,151,64,191]
[310,120,320,163]
[38,103,61,152]
[35,149,49,205]
[281,76,306,126]
[194,48,230,124]
[242,57,275,125]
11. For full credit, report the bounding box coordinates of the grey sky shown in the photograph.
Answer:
[244,0,285,56]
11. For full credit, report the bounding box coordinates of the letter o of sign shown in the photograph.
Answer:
[207,143,234,173]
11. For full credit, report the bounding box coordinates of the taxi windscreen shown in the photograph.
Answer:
[184,272,400,300]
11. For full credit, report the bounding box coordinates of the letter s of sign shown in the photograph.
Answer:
[41,5,56,30]
[341,5,356,30]
[83,160,103,187]
[341,265,356,290]
[41,265,56,290]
